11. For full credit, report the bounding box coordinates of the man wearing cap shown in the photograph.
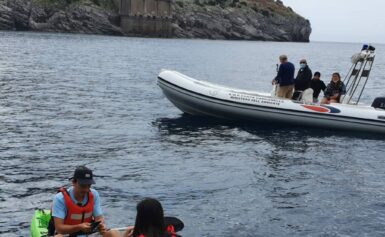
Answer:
[273,55,295,99]
[52,166,106,236]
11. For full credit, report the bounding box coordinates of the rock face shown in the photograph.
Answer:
[0,0,311,42]
[0,0,31,30]
[172,0,311,42]
[0,0,122,35]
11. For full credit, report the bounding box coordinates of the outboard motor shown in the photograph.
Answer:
[371,97,385,110]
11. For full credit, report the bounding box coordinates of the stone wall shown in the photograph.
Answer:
[120,0,172,37]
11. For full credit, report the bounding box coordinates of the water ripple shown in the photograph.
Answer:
[1,32,385,236]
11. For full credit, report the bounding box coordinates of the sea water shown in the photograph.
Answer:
[1,31,385,236]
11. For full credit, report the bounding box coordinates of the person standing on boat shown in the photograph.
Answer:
[321,72,346,104]
[310,71,326,102]
[273,55,295,99]
[292,59,312,100]
[51,166,107,236]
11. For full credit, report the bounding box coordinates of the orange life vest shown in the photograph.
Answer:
[59,187,94,225]
[166,224,177,237]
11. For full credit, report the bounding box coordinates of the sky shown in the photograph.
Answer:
[282,0,385,44]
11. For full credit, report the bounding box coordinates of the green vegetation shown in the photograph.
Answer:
[34,0,119,11]
[179,0,298,17]
[90,0,119,11]
[192,0,238,8]
[246,0,297,17]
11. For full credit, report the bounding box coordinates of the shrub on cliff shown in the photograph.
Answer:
[35,0,118,11]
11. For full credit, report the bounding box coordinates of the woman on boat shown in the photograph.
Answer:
[321,72,346,104]
[105,198,181,237]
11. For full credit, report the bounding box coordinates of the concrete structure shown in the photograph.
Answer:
[120,0,172,37]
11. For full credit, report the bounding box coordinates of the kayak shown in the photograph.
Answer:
[30,209,126,237]
[30,210,182,236]
[30,209,51,237]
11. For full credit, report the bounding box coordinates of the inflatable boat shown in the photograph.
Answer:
[157,46,385,134]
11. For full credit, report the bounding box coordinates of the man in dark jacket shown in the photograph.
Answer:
[273,55,295,99]
[292,59,312,100]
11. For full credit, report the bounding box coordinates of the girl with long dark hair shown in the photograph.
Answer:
[131,198,167,237]
[104,198,182,237]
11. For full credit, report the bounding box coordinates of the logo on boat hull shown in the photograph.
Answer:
[301,105,341,113]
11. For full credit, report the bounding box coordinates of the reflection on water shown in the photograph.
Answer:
[152,113,385,235]
[154,113,385,142]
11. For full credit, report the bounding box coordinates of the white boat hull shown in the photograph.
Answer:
[157,70,385,134]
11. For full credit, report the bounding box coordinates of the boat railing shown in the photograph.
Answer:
[341,44,376,105]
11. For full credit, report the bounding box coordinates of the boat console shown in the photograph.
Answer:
[371,97,385,110]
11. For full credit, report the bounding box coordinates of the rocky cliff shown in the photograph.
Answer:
[0,0,122,35]
[0,0,311,42]
[172,0,311,41]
